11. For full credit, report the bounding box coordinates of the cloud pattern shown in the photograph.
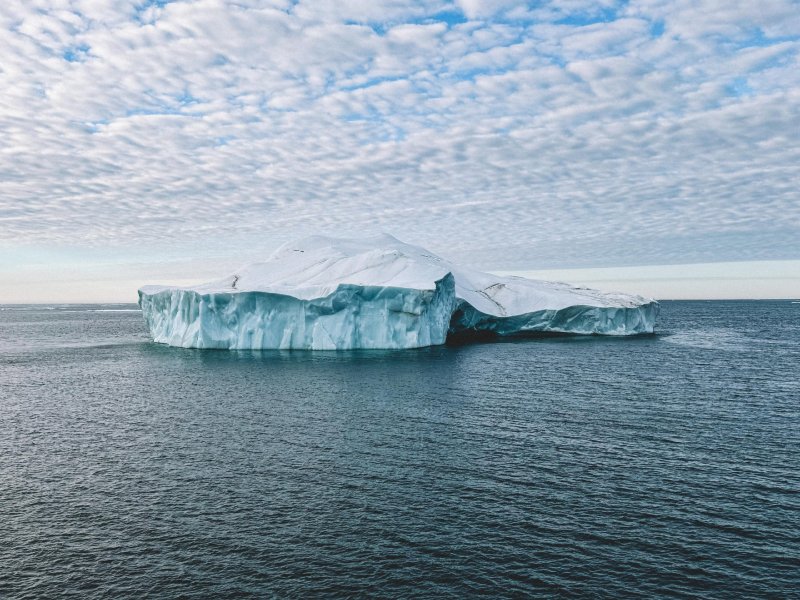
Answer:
[1,0,799,269]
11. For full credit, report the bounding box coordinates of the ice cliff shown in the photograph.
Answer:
[138,234,658,350]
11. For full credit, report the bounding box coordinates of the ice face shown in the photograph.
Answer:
[139,275,457,350]
[138,234,658,350]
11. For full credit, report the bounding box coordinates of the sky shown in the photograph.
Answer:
[1,0,799,302]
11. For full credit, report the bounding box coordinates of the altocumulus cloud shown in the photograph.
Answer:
[0,0,798,269]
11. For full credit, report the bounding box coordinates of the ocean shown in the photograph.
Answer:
[1,301,798,597]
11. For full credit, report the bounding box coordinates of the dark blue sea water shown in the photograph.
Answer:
[1,301,798,598]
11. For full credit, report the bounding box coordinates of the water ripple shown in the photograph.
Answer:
[1,301,799,597]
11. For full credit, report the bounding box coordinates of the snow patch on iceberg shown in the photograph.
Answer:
[138,234,658,350]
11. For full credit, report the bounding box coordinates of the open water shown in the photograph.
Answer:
[1,301,798,598]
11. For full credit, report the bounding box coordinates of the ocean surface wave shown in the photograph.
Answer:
[1,301,798,598]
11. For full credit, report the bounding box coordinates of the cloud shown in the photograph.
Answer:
[455,0,520,20]
[0,0,798,276]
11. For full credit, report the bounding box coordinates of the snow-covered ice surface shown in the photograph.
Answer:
[139,234,658,350]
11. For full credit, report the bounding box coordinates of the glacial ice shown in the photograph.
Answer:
[138,234,658,350]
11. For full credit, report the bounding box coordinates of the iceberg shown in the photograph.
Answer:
[138,234,658,350]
